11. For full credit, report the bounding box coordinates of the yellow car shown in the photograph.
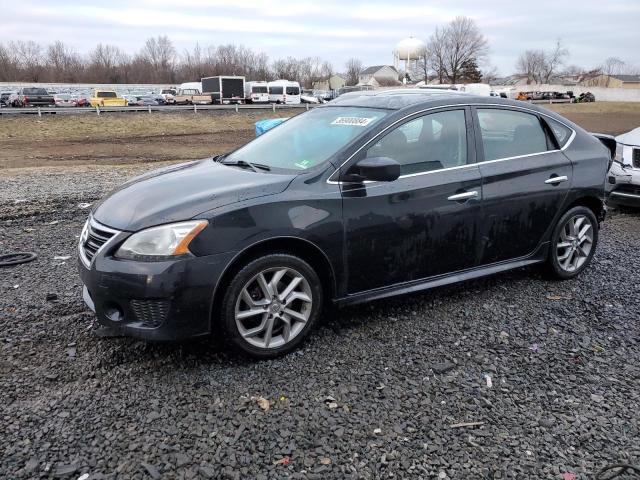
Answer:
[89,90,128,107]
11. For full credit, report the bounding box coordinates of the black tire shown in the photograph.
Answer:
[546,206,598,279]
[221,253,323,358]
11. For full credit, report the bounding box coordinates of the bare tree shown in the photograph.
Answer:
[440,17,488,84]
[46,41,83,82]
[87,44,127,83]
[601,57,626,76]
[516,40,568,84]
[345,58,362,86]
[10,40,45,82]
[0,43,18,81]
[140,36,176,82]
[539,40,568,83]
[516,50,545,83]
[0,37,342,85]
[427,27,447,83]
[481,65,499,84]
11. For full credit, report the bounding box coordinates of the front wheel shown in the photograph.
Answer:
[221,254,323,358]
[547,206,598,279]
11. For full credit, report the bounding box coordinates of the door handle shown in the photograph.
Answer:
[545,175,568,185]
[447,191,479,201]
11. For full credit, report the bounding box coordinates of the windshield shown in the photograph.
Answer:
[253,86,268,93]
[286,87,300,95]
[225,106,389,171]
[24,88,47,95]
[97,91,117,98]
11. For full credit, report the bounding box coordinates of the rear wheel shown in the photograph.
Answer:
[221,254,323,358]
[547,206,598,279]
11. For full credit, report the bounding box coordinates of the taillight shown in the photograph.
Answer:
[23,96,29,103]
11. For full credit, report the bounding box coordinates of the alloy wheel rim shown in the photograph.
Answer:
[235,267,313,349]
[556,214,593,272]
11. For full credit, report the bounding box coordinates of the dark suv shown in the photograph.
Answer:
[9,87,55,107]
[78,90,612,357]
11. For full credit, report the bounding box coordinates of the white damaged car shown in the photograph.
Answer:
[607,127,640,208]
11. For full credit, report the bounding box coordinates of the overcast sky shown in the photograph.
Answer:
[1,0,638,75]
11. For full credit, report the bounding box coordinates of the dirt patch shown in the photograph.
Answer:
[546,102,640,135]
[0,109,301,169]
[0,103,638,170]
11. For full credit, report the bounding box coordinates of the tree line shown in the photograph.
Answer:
[0,17,496,87]
[2,17,635,88]
[0,37,334,87]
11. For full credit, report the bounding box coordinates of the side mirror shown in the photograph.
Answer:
[343,157,401,183]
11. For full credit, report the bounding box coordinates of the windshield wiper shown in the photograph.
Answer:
[221,159,271,172]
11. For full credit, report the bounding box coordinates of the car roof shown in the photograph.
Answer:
[329,89,530,112]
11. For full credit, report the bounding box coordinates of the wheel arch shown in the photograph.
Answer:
[210,236,337,328]
[564,195,605,223]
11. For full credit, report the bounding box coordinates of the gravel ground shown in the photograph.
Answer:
[1,165,639,479]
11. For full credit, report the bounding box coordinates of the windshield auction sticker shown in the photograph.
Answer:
[331,117,375,127]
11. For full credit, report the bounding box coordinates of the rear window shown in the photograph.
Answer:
[97,91,117,98]
[545,118,573,148]
[253,86,268,93]
[269,86,283,95]
[477,108,549,161]
[24,88,48,95]
[286,87,300,95]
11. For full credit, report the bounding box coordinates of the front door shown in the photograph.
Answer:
[473,107,573,264]
[341,107,484,294]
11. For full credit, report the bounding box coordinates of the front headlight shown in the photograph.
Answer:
[115,220,208,261]
[615,142,624,163]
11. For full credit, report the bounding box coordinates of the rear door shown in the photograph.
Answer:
[341,107,484,293]
[472,107,573,264]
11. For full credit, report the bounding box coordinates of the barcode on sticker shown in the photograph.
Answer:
[331,117,374,127]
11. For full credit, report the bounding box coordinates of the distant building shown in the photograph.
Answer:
[580,74,640,89]
[312,75,346,91]
[358,65,400,87]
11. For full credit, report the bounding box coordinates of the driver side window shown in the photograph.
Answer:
[366,109,468,176]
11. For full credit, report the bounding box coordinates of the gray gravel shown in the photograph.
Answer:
[1,165,639,479]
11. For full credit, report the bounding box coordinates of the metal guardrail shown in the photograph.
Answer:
[0,103,315,116]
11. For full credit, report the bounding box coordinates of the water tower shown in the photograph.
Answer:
[394,37,426,82]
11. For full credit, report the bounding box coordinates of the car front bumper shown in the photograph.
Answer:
[78,249,236,342]
[607,162,640,208]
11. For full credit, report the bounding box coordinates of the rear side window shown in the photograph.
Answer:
[545,118,573,148]
[270,86,283,95]
[477,109,549,161]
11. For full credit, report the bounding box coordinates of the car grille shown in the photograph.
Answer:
[130,299,170,328]
[81,220,118,265]
[633,148,640,169]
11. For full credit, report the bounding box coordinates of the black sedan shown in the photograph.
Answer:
[78,90,613,357]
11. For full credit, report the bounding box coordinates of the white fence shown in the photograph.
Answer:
[497,84,640,102]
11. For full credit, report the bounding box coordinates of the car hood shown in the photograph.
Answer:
[92,159,294,231]
[616,126,640,146]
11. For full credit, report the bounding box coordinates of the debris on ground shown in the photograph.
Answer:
[1,173,639,478]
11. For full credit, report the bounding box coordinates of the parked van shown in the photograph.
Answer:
[268,80,301,104]
[245,81,270,104]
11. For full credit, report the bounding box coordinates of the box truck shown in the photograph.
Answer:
[202,76,246,104]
